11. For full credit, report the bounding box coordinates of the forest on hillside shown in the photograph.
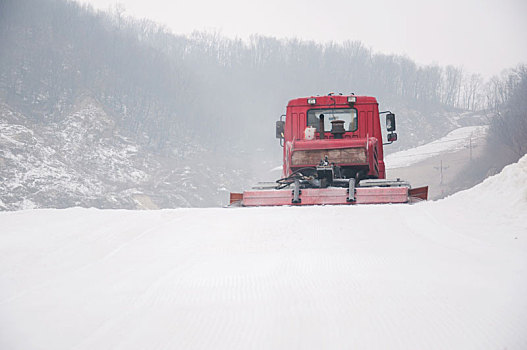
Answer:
[487,66,527,159]
[0,0,525,210]
[3,0,522,156]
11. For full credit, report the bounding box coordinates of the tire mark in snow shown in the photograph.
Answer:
[2,204,527,349]
[94,211,192,264]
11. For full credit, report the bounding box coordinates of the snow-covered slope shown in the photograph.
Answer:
[385,125,488,169]
[0,101,255,210]
[0,156,526,350]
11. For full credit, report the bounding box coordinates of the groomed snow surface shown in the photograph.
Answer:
[1,156,526,350]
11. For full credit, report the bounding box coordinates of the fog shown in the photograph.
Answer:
[80,0,527,78]
[0,0,525,209]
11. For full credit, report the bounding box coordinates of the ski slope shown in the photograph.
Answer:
[385,125,488,169]
[1,156,526,350]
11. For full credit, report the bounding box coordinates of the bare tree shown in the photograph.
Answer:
[488,66,527,159]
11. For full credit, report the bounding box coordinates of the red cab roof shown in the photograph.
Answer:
[287,95,378,107]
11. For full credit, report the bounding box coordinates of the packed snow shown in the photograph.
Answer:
[0,156,526,350]
[385,125,488,169]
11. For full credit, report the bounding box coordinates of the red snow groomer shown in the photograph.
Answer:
[230,94,428,206]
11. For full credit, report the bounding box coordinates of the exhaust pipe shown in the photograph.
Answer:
[319,114,325,139]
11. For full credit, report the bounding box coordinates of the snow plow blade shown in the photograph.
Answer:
[230,186,410,207]
[409,186,428,202]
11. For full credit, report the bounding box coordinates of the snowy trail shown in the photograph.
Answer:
[1,157,526,350]
[385,125,488,169]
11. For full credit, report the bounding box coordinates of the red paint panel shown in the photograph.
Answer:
[297,188,349,205]
[355,187,408,204]
[242,189,294,206]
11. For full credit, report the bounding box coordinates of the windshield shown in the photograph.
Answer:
[307,108,357,132]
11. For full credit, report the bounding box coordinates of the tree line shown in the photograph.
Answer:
[487,66,527,160]
[0,0,523,155]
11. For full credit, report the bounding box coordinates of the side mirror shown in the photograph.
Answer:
[276,120,285,139]
[386,113,396,132]
[387,132,397,142]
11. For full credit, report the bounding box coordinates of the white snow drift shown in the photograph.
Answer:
[0,155,526,350]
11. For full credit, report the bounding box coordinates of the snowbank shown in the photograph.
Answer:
[0,156,526,350]
[430,154,527,247]
[445,153,527,210]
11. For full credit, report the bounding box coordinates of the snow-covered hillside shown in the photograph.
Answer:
[385,125,488,169]
[1,156,526,350]
[0,101,255,210]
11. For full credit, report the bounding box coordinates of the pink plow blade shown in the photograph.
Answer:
[241,187,408,206]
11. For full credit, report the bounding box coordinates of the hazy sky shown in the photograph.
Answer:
[80,0,526,77]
